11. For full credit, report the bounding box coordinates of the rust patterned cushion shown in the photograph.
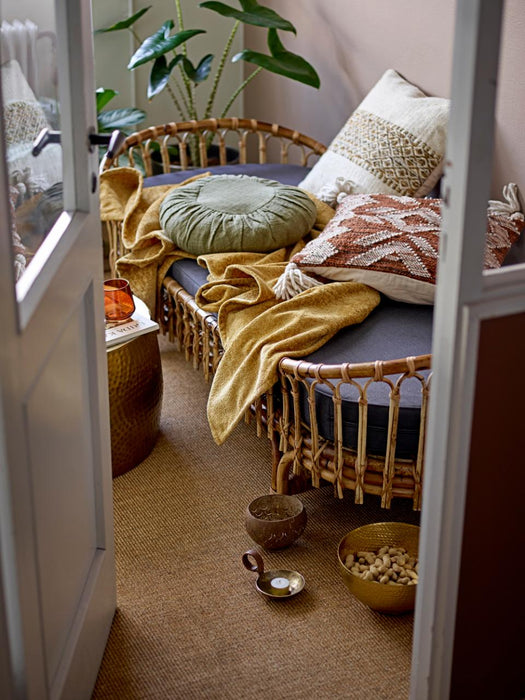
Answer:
[281,191,524,305]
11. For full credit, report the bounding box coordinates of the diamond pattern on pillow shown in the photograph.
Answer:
[333,110,443,196]
[298,69,450,203]
[4,99,48,146]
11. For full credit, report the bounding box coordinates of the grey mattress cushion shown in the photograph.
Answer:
[169,257,209,298]
[300,299,432,460]
[167,256,433,460]
[145,163,312,188]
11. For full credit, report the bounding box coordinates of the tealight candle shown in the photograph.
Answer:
[270,576,290,593]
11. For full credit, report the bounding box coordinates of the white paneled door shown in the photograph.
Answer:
[0,1,116,698]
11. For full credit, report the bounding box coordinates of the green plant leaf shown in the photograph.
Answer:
[128,24,205,70]
[96,87,118,112]
[147,141,180,160]
[97,108,146,132]
[232,29,320,88]
[148,55,184,99]
[200,1,295,34]
[182,54,214,84]
[95,6,151,33]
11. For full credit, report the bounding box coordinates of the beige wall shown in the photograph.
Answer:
[493,3,525,196]
[244,0,525,198]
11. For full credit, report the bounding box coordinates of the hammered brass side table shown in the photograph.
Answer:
[106,328,163,477]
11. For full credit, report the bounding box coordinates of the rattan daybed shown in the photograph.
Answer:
[102,118,432,511]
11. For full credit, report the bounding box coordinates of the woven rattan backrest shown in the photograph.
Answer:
[102,118,327,176]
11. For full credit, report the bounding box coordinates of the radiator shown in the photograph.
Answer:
[1,19,57,99]
[1,19,39,94]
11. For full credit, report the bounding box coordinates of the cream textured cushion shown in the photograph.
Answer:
[159,174,317,255]
[298,69,450,203]
[274,185,524,305]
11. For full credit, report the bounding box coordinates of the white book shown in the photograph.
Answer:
[105,313,159,348]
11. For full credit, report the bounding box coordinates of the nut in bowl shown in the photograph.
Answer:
[337,522,420,614]
[245,494,307,550]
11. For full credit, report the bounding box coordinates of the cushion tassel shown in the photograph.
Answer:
[488,182,523,220]
[317,176,356,208]
[274,262,324,300]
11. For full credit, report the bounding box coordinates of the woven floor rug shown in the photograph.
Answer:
[92,336,420,699]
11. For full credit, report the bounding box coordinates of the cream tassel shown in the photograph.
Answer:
[318,176,355,208]
[274,262,324,300]
[488,182,523,220]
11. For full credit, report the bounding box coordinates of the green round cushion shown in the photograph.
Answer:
[159,174,317,255]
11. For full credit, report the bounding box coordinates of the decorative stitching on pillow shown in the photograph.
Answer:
[297,69,450,200]
[274,185,524,304]
[332,110,443,196]
[4,99,48,145]
[298,195,441,281]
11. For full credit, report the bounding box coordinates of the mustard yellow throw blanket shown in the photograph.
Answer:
[100,168,380,445]
[100,167,210,314]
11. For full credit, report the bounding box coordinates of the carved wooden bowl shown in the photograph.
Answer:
[245,494,307,550]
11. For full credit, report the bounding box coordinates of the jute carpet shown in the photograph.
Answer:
[92,336,420,700]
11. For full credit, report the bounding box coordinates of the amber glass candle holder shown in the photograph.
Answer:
[104,278,135,323]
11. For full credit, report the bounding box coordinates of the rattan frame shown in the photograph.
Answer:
[103,118,432,510]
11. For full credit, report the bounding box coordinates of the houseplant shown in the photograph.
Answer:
[96,1,320,165]
[96,87,147,167]
[96,87,146,136]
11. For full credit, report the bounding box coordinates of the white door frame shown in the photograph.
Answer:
[0,0,115,698]
[410,0,525,697]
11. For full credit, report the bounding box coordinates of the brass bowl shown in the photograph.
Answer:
[337,522,420,614]
[245,494,307,550]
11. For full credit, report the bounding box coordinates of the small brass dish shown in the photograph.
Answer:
[245,494,307,550]
[242,549,305,599]
[338,522,420,614]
